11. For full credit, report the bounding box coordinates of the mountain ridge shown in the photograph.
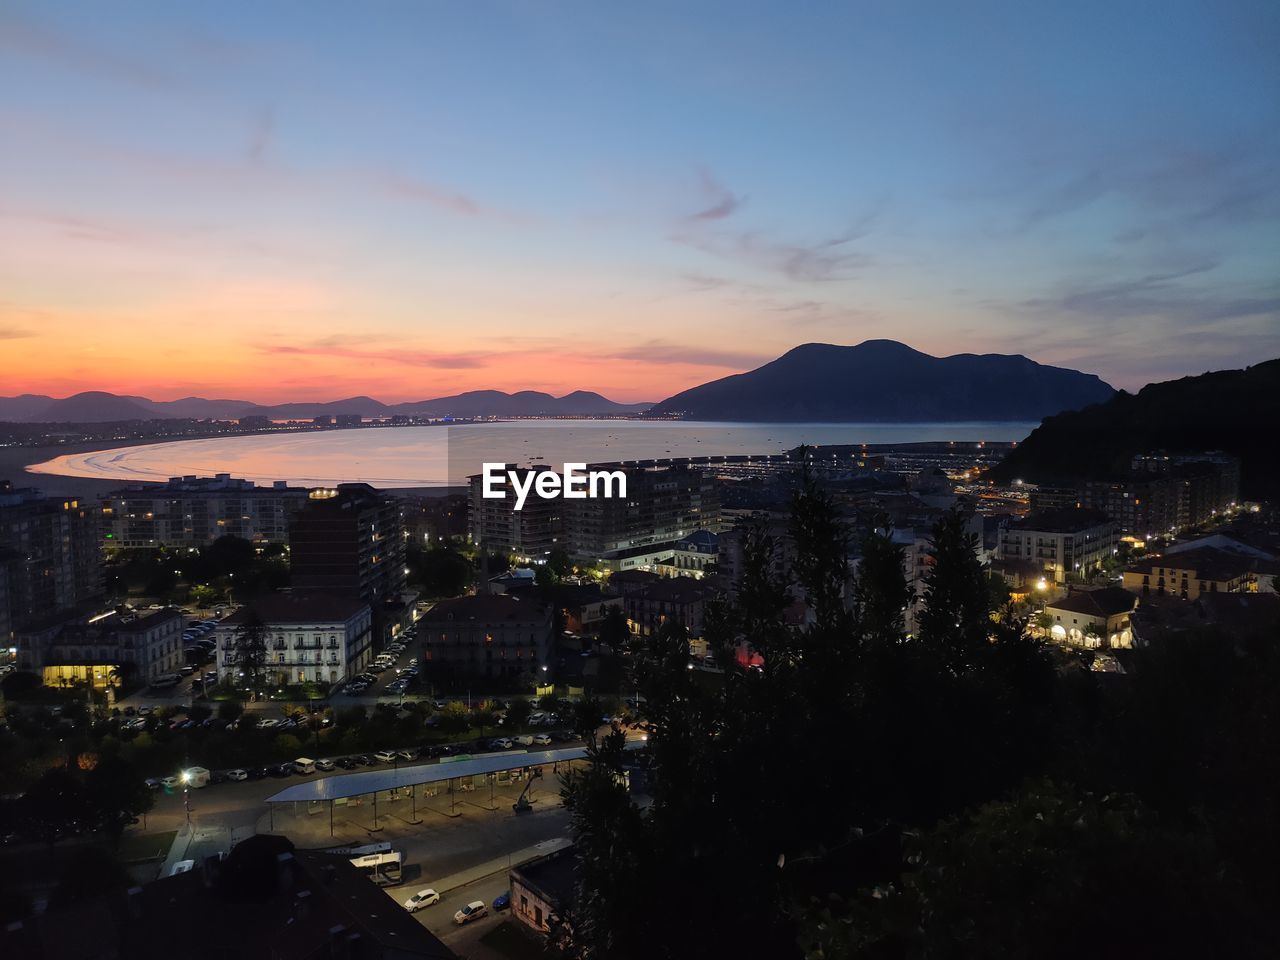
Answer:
[646,340,1115,421]
[988,358,1280,500]
[0,389,653,423]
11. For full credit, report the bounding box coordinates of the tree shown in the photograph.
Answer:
[853,526,911,649]
[85,754,153,842]
[438,701,471,736]
[1035,611,1055,635]
[547,547,574,581]
[504,697,532,729]
[917,505,991,669]
[816,782,1250,960]
[229,608,269,696]
[598,605,631,650]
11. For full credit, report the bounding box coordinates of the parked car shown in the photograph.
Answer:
[160,776,181,789]
[145,778,161,791]
[489,738,513,750]
[492,891,511,911]
[514,734,534,746]
[373,750,397,763]
[454,901,488,925]
[227,769,248,781]
[396,748,417,761]
[315,758,336,771]
[268,763,293,778]
[336,757,359,770]
[357,755,378,767]
[403,888,441,912]
[533,734,552,746]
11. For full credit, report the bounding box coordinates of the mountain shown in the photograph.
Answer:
[989,358,1280,501]
[646,340,1115,421]
[0,389,651,422]
[40,391,157,422]
[238,396,393,419]
[393,390,652,417]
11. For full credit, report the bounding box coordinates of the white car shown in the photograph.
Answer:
[514,734,534,746]
[533,734,552,746]
[373,750,397,763]
[454,900,488,925]
[227,768,248,781]
[160,775,181,789]
[315,758,335,771]
[403,888,440,912]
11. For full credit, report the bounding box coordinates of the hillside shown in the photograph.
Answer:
[0,389,651,422]
[989,359,1280,500]
[647,340,1114,421]
[394,390,651,417]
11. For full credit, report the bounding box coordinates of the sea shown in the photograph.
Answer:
[23,420,1039,490]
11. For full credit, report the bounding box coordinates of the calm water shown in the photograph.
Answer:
[27,420,1037,488]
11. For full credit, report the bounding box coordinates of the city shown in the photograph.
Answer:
[2,3,1279,959]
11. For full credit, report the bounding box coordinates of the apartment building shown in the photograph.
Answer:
[998,508,1118,584]
[101,474,309,548]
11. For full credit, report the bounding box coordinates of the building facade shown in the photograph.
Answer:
[468,468,563,559]
[17,606,184,688]
[1044,587,1138,649]
[0,482,102,636]
[289,484,408,644]
[420,594,552,678]
[215,593,373,687]
[1122,547,1257,601]
[998,508,1118,584]
[101,474,309,548]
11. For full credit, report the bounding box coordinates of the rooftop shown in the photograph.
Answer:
[423,593,551,624]
[1125,547,1256,582]
[221,592,370,625]
[1046,587,1138,619]
[1009,507,1113,534]
[266,742,642,803]
[511,845,578,909]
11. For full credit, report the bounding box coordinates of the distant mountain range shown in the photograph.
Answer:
[646,340,1115,421]
[0,389,652,423]
[0,340,1116,424]
[989,357,1280,501]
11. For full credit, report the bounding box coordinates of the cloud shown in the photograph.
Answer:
[673,225,873,282]
[684,168,745,222]
[248,108,274,163]
[383,173,481,217]
[0,11,179,91]
[259,340,491,369]
[594,339,768,370]
[0,327,35,340]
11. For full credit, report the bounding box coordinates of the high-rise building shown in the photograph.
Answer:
[564,465,720,569]
[101,474,309,548]
[0,481,102,634]
[468,467,563,559]
[289,484,407,642]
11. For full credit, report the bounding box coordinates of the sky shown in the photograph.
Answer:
[2,1,1278,404]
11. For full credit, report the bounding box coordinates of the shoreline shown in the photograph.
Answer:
[7,421,1032,497]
